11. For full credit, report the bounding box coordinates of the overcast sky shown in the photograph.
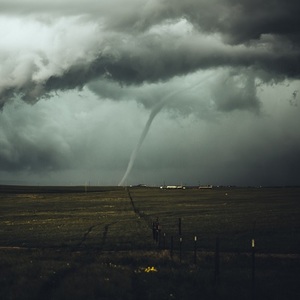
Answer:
[0,0,300,186]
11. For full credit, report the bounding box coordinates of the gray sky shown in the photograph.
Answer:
[0,0,300,186]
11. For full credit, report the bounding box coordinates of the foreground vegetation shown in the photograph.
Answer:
[0,186,299,299]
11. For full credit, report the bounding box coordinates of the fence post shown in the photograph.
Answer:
[179,236,183,263]
[157,229,161,247]
[152,221,156,241]
[214,237,220,285]
[194,235,197,265]
[251,238,256,300]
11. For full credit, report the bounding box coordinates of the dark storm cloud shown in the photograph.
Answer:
[165,0,300,45]
[1,30,298,107]
[0,99,73,172]
[63,33,298,82]
[211,70,261,112]
[0,0,300,106]
[2,0,300,39]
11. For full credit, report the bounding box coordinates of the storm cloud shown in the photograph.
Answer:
[1,0,300,106]
[0,0,300,186]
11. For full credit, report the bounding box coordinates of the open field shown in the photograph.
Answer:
[0,186,299,299]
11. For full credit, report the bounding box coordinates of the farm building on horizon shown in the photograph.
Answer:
[160,185,186,189]
[198,185,213,189]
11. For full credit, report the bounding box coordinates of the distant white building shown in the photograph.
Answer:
[199,185,213,189]
[160,185,185,189]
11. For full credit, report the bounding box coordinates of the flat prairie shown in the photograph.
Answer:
[0,186,299,300]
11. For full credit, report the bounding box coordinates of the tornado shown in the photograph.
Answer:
[118,96,170,186]
[118,73,214,186]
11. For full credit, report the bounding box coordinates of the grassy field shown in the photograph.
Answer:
[0,186,299,299]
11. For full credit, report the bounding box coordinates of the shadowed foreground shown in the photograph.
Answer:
[0,186,299,299]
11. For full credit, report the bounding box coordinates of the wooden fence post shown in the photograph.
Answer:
[179,236,183,263]
[194,235,197,264]
[251,238,256,300]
